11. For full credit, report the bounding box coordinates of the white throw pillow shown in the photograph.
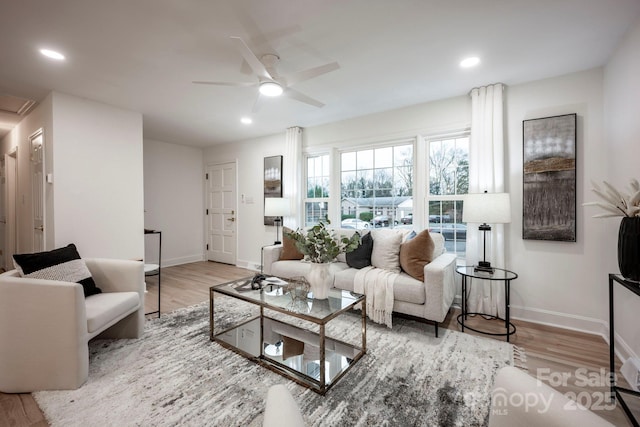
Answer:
[430,232,445,257]
[370,229,404,273]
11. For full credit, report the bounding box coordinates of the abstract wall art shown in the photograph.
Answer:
[522,113,577,242]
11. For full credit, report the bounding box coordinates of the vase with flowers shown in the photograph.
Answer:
[284,220,361,299]
[584,178,640,282]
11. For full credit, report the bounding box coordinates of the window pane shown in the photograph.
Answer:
[374,147,393,168]
[429,137,469,196]
[305,154,330,226]
[341,152,356,171]
[305,202,328,227]
[427,135,469,257]
[340,143,413,229]
[357,149,374,169]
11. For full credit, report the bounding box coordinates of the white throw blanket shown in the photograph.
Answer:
[353,266,398,328]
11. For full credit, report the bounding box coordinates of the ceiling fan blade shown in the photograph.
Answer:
[230,36,273,80]
[251,92,264,114]
[192,81,255,87]
[286,62,340,86]
[285,88,325,108]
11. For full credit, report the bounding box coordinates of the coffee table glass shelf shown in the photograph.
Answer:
[209,276,366,395]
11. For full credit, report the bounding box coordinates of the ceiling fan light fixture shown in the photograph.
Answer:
[259,81,283,97]
[460,56,480,68]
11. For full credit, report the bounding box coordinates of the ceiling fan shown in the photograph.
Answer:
[193,36,339,112]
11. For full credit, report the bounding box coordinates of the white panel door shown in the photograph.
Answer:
[206,162,236,264]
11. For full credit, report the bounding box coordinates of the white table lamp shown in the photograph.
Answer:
[265,197,291,244]
[463,191,511,273]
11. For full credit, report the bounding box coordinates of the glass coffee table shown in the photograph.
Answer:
[209,276,366,395]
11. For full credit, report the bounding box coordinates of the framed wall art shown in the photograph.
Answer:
[264,155,283,225]
[522,113,577,242]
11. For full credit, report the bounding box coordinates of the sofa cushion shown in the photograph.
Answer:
[333,268,425,305]
[12,244,102,297]
[84,291,139,334]
[431,233,445,257]
[346,232,373,269]
[370,229,403,273]
[399,230,435,281]
[271,260,349,279]
[280,227,304,260]
[336,228,365,263]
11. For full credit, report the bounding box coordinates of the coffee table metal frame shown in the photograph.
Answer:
[210,277,366,395]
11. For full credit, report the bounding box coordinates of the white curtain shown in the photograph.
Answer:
[467,83,506,317]
[283,126,303,229]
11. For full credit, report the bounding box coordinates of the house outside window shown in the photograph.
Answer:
[340,142,413,230]
[427,135,469,257]
[304,154,330,226]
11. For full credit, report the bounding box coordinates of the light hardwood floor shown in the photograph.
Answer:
[0,261,633,426]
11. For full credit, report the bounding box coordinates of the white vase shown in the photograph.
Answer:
[306,262,332,299]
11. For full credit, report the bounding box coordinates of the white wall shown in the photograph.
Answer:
[51,92,144,260]
[604,16,640,359]
[143,138,204,266]
[504,69,609,334]
[203,71,618,338]
[203,133,285,270]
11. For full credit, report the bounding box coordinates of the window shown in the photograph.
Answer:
[304,154,330,226]
[427,135,469,257]
[340,143,413,230]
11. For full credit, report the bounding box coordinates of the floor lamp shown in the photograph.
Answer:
[265,197,291,245]
[463,192,511,273]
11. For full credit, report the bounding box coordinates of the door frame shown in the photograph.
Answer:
[205,160,238,264]
[5,148,18,269]
[29,128,45,252]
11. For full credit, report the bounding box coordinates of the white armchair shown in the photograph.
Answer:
[0,258,145,393]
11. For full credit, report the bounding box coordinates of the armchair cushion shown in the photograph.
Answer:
[13,244,101,297]
[85,292,140,334]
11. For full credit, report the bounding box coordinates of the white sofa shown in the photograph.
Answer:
[263,229,456,336]
[489,367,614,427]
[0,258,145,393]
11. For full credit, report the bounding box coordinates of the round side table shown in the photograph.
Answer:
[456,266,518,342]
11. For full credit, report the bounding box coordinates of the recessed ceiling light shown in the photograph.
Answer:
[240,117,252,125]
[259,81,283,97]
[39,48,65,61]
[460,56,480,68]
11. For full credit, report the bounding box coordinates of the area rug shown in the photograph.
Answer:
[34,298,524,427]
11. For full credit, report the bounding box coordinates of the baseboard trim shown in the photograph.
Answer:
[162,254,205,268]
[236,259,261,272]
[510,305,637,363]
[452,296,637,363]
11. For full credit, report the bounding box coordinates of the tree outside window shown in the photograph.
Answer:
[428,136,469,257]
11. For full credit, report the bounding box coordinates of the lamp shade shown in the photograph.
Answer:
[265,197,291,217]
[463,192,511,224]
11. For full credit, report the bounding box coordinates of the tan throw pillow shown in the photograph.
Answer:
[399,230,435,281]
[280,227,304,260]
[370,229,404,273]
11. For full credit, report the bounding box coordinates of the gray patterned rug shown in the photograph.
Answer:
[34,297,522,427]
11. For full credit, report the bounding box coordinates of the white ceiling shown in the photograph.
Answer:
[1,0,639,147]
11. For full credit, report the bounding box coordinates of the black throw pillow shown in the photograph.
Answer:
[346,232,374,269]
[13,244,102,297]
